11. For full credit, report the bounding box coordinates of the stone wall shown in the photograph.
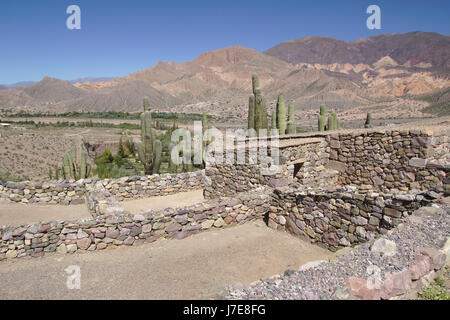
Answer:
[0,171,205,206]
[205,128,448,199]
[268,186,439,251]
[204,137,329,199]
[328,129,449,192]
[0,187,271,260]
[226,205,450,300]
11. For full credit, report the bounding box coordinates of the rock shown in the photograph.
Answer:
[5,250,17,259]
[77,229,88,239]
[443,237,450,265]
[66,244,77,253]
[268,178,290,188]
[129,226,142,237]
[418,247,446,270]
[331,287,359,300]
[284,269,296,277]
[409,158,427,168]
[201,220,214,229]
[277,216,286,225]
[383,207,402,218]
[27,225,39,234]
[409,255,432,280]
[105,229,119,239]
[123,237,135,246]
[380,269,412,299]
[351,216,368,226]
[345,277,380,300]
[425,191,440,200]
[370,238,397,257]
[298,260,326,272]
[323,232,339,247]
[133,214,145,222]
[165,223,182,233]
[2,231,12,241]
[142,224,152,233]
[76,238,91,250]
[57,244,67,254]
[97,242,107,250]
[174,231,189,240]
[213,217,225,228]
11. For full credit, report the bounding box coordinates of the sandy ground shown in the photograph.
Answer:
[0,203,90,227]
[0,221,332,299]
[120,190,204,213]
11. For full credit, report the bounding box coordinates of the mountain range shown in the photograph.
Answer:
[0,31,448,119]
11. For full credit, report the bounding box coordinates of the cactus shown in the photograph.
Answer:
[252,74,259,94]
[271,110,277,129]
[276,93,286,135]
[152,140,162,174]
[137,97,162,174]
[320,104,326,117]
[54,165,60,180]
[364,112,372,128]
[248,96,255,130]
[57,148,90,180]
[248,74,268,136]
[327,112,339,131]
[287,103,296,134]
[318,104,326,131]
[143,96,150,111]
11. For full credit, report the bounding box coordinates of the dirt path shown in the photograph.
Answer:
[0,221,332,299]
[0,203,90,227]
[120,190,204,213]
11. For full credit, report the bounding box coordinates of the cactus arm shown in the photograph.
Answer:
[248,96,255,130]
[276,93,286,135]
[152,140,162,174]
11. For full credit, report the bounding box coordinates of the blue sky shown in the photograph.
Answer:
[0,0,449,84]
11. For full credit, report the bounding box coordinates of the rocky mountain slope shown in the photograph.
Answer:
[265,32,450,67]
[0,32,448,118]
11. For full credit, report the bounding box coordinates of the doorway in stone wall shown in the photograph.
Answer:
[293,159,304,179]
[293,162,304,179]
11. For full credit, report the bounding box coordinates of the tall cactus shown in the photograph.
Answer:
[248,96,255,130]
[276,93,286,135]
[364,112,372,128]
[137,97,162,175]
[327,112,339,131]
[153,140,162,174]
[57,148,90,180]
[271,110,277,129]
[248,74,268,136]
[318,104,326,131]
[287,102,296,134]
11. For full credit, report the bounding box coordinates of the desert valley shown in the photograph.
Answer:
[0,27,449,303]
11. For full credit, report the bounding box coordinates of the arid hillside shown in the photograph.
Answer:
[0,32,448,118]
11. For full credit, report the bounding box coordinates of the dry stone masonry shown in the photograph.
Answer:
[268,185,440,251]
[0,171,204,206]
[0,187,271,260]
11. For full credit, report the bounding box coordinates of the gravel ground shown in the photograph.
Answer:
[226,204,450,300]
